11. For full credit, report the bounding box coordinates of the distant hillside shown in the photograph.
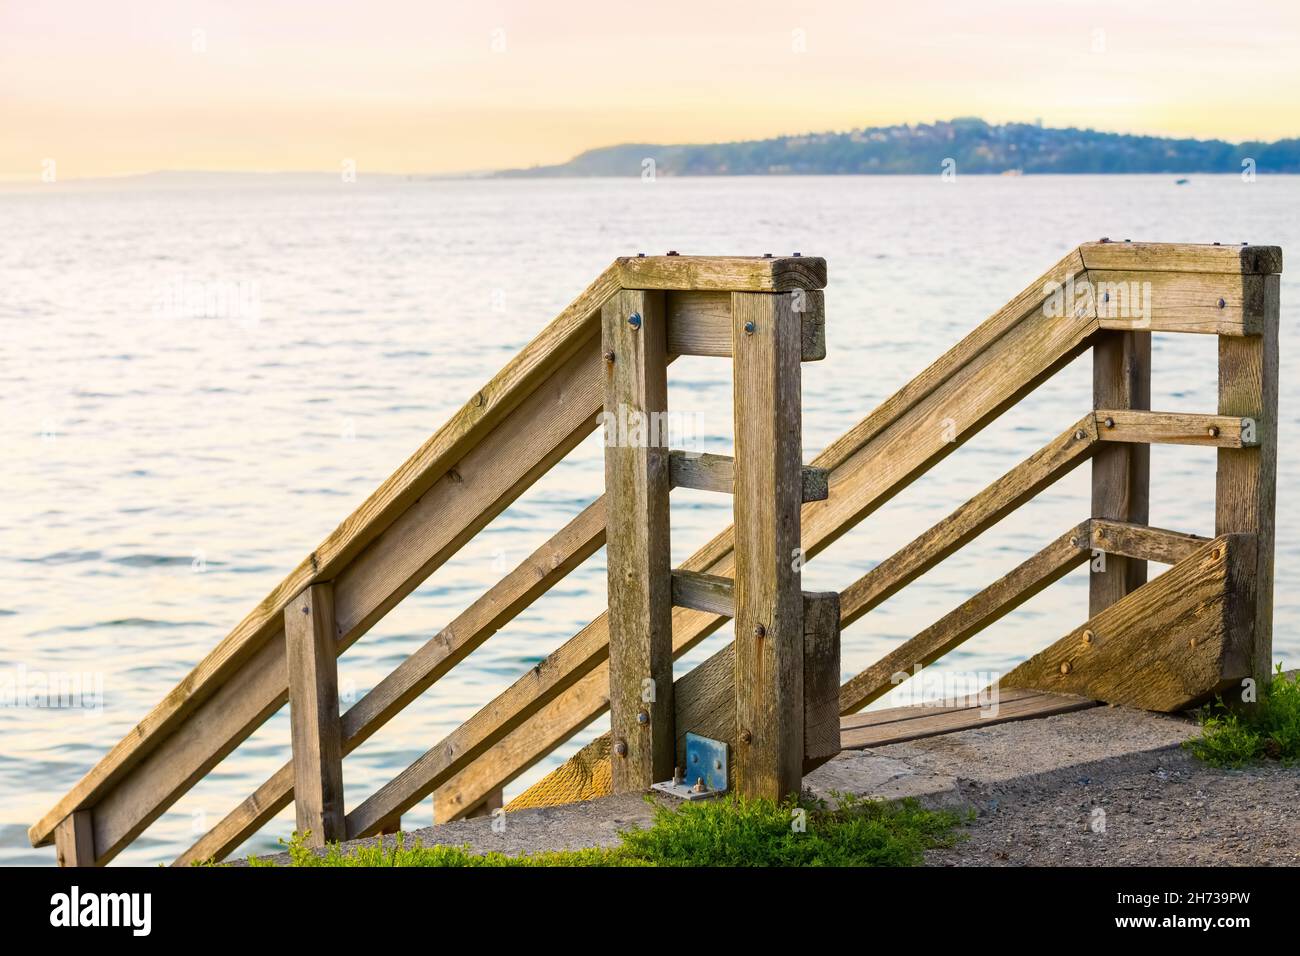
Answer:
[497,118,1300,177]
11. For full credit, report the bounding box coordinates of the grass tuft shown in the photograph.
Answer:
[245,792,964,867]
[1185,664,1300,768]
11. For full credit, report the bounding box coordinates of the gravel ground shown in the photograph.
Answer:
[925,747,1300,866]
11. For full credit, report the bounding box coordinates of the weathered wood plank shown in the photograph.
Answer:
[1003,535,1255,711]
[839,524,1091,715]
[1079,241,1282,275]
[802,591,842,769]
[284,583,345,846]
[1095,409,1256,447]
[1090,331,1150,618]
[670,570,735,617]
[620,255,827,292]
[1091,271,1266,335]
[840,691,1097,750]
[31,264,623,851]
[55,810,95,867]
[668,451,830,501]
[602,289,674,792]
[1089,519,1208,566]
[839,417,1099,629]
[732,291,805,799]
[1217,273,1279,686]
[665,290,826,360]
[177,500,606,864]
[440,250,1102,816]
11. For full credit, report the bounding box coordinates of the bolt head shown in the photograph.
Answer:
[753,623,766,638]
[472,392,485,407]
[603,350,616,364]
[743,320,756,335]
[1104,417,1115,429]
[1218,298,1227,309]
[636,710,649,725]
[613,740,628,757]
[1074,429,1086,441]
[1082,629,1094,645]
[1208,425,1220,438]
[627,312,642,330]
[741,729,752,744]
[1060,661,1072,675]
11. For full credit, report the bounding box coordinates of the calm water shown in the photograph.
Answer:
[2,174,1297,865]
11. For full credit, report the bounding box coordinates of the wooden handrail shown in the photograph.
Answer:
[40,242,1281,864]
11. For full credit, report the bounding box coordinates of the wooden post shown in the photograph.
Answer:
[461,788,503,819]
[285,582,346,845]
[1217,274,1279,688]
[1090,330,1151,616]
[54,809,95,867]
[601,289,674,791]
[732,291,805,800]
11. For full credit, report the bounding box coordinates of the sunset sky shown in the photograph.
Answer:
[2,0,1298,180]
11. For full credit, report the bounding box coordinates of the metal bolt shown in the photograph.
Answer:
[472,392,485,407]
[636,710,649,725]
[604,350,616,364]
[1082,629,1094,645]
[753,623,767,638]
[1208,425,1220,438]
[673,766,683,785]
[1074,429,1086,441]
[1212,548,1221,561]
[613,740,628,757]
[301,605,310,615]
[1104,417,1115,429]
[1218,298,1226,309]
[628,312,642,330]
[743,321,756,335]
[1069,537,1079,549]
[741,729,753,744]
[1189,637,1198,649]
[692,777,708,793]
[1102,291,1110,303]
[1060,661,1072,675]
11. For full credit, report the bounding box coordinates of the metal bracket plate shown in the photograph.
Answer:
[650,732,728,800]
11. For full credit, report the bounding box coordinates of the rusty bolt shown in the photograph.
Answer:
[1069,537,1079,549]
[1060,661,1072,675]
[1212,548,1221,561]
[741,729,753,744]
[1104,417,1115,429]
[1208,425,1220,438]
[1074,429,1086,441]
[753,623,767,638]
[604,350,615,364]
[613,740,628,757]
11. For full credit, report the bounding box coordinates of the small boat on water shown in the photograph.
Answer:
[1175,177,1190,185]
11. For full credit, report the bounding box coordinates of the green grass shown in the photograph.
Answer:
[1184,665,1300,768]
[245,793,964,867]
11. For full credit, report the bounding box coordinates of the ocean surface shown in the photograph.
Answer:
[2,173,1297,865]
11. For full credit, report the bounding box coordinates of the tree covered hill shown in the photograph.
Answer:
[496,118,1299,176]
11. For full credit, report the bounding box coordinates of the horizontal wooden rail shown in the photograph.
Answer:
[665,290,826,360]
[1091,270,1268,335]
[838,523,1091,715]
[668,451,829,501]
[618,255,827,292]
[1094,410,1256,447]
[670,570,735,617]
[1087,519,1208,565]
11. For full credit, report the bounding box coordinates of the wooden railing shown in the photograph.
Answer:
[36,242,1280,865]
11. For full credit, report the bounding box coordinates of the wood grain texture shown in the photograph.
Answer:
[177,500,607,864]
[801,592,842,769]
[839,525,1090,715]
[1217,273,1279,685]
[602,290,674,792]
[668,451,828,501]
[665,290,825,360]
[1095,409,1255,447]
[1090,331,1150,618]
[840,690,1097,749]
[619,255,827,292]
[54,810,95,868]
[285,583,345,846]
[670,570,735,617]
[30,263,623,850]
[1089,519,1208,565]
[1003,535,1255,711]
[1079,241,1282,275]
[732,291,805,799]
[1091,271,1266,335]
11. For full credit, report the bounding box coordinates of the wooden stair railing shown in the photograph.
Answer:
[34,255,828,866]
[495,241,1280,816]
[38,242,1279,865]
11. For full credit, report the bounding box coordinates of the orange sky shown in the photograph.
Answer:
[3,0,1297,180]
